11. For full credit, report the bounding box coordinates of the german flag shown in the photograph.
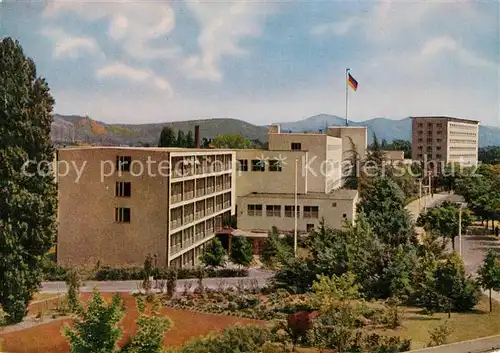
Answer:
[347,72,358,91]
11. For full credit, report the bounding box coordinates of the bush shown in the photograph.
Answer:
[427,321,453,347]
[41,257,68,281]
[92,267,249,281]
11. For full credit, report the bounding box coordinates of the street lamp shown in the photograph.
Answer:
[457,202,466,256]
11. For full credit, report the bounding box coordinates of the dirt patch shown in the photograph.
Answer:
[0,293,266,353]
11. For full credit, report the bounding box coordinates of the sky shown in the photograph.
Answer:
[1,0,499,127]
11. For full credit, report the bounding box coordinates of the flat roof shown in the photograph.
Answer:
[56,146,233,153]
[241,189,358,201]
[411,116,480,124]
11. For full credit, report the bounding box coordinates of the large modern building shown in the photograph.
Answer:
[233,124,364,235]
[411,116,479,167]
[56,146,235,268]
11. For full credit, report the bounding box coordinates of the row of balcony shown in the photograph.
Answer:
[170,206,227,230]
[171,183,231,204]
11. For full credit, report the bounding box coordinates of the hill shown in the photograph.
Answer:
[51,115,268,146]
[50,113,500,148]
[276,114,500,147]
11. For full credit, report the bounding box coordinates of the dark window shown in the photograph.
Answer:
[332,202,337,207]
[303,206,319,218]
[251,159,265,172]
[238,159,248,172]
[291,143,301,151]
[266,205,281,217]
[436,146,442,151]
[436,154,442,159]
[307,224,315,232]
[418,138,423,143]
[269,159,282,172]
[115,207,131,223]
[427,138,433,143]
[285,205,300,217]
[116,156,132,172]
[342,213,347,218]
[247,204,263,216]
[116,182,131,197]
[417,154,423,158]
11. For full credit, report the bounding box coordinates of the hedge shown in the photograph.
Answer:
[42,262,249,281]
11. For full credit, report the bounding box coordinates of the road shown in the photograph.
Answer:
[40,268,274,294]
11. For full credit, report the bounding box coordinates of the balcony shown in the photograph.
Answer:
[215,184,223,192]
[171,194,182,204]
[223,202,230,208]
[184,191,194,200]
[215,203,223,212]
[183,237,194,248]
[170,244,182,255]
[196,188,205,197]
[195,232,204,243]
[183,214,194,224]
[171,219,182,229]
[195,211,205,219]
[206,187,214,194]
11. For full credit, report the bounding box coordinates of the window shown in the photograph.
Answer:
[418,138,423,143]
[115,182,131,197]
[247,204,262,216]
[418,123,423,128]
[238,159,248,172]
[418,130,423,135]
[427,138,433,143]
[291,143,301,151]
[427,146,433,152]
[342,213,347,218]
[115,207,131,223]
[303,206,319,218]
[436,146,442,151]
[307,224,315,232]
[332,202,337,207]
[436,154,442,159]
[436,139,442,143]
[266,205,281,217]
[285,205,300,217]
[269,159,282,172]
[418,146,423,150]
[251,159,265,172]
[116,156,132,172]
[417,154,423,158]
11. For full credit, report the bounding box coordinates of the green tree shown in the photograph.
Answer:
[230,236,254,268]
[64,289,125,353]
[358,177,415,247]
[434,253,480,312]
[176,130,186,148]
[366,133,387,172]
[0,38,58,323]
[477,249,500,312]
[201,238,227,268]
[185,130,195,148]
[66,269,82,314]
[120,296,172,353]
[142,254,153,293]
[417,201,473,251]
[260,226,292,269]
[211,134,253,149]
[158,127,176,147]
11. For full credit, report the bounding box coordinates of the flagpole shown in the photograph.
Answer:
[345,68,349,126]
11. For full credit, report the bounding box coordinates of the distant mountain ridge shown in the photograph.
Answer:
[50,113,500,147]
[276,114,500,147]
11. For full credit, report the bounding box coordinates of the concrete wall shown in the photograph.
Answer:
[327,126,368,162]
[57,148,170,268]
[268,132,339,193]
[447,121,479,166]
[325,137,343,192]
[236,191,359,233]
[234,149,308,197]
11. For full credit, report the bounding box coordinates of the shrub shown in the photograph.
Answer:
[427,321,453,347]
[41,257,68,281]
[287,310,319,345]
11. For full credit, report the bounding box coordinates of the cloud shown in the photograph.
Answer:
[182,1,275,82]
[95,62,173,96]
[310,17,361,37]
[41,27,100,59]
[43,1,180,60]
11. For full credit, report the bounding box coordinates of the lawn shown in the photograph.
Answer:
[382,296,500,349]
[0,293,266,353]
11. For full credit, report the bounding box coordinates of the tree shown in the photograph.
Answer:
[120,296,172,353]
[477,249,500,312]
[230,236,254,268]
[417,201,473,251]
[211,134,253,149]
[142,254,153,293]
[158,127,176,147]
[66,269,82,314]
[185,130,195,148]
[201,238,227,268]
[176,130,186,148]
[434,253,479,312]
[260,227,292,269]
[357,177,415,247]
[0,38,58,323]
[366,133,387,172]
[64,289,125,353]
